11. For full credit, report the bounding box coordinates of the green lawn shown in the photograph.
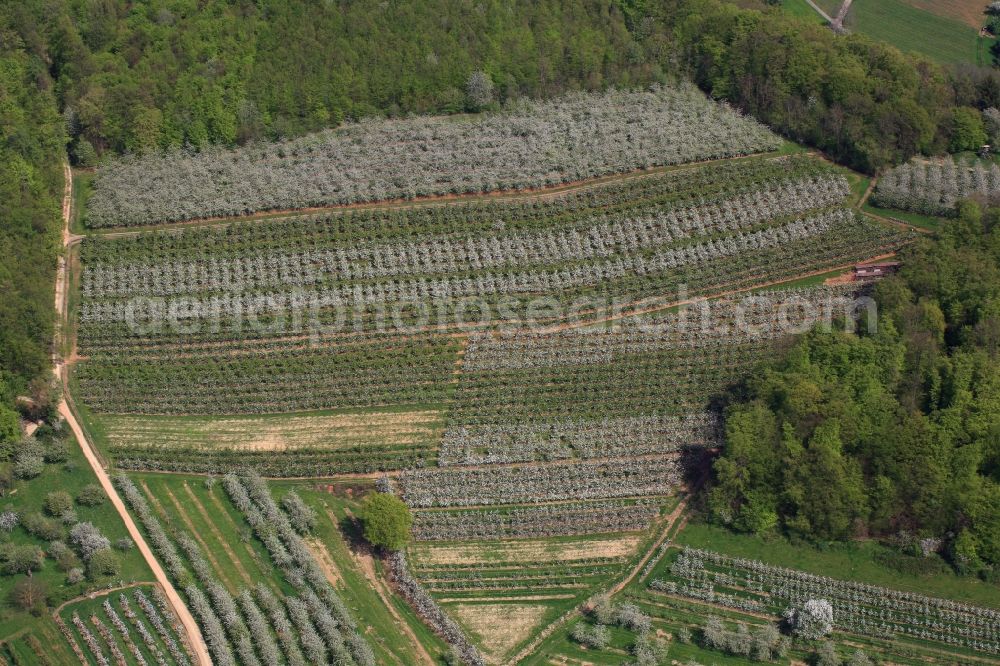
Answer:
[0,432,155,663]
[131,472,292,597]
[70,170,93,236]
[845,0,990,66]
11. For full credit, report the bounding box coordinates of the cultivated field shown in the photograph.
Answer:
[66,86,925,663]
[873,157,1000,216]
[406,533,648,664]
[657,547,1000,656]
[844,0,988,66]
[59,585,193,666]
[116,470,378,666]
[100,408,445,476]
[73,148,907,476]
[85,85,781,227]
[517,517,1000,666]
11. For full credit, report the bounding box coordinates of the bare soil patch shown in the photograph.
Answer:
[409,535,642,567]
[306,538,343,587]
[104,410,442,452]
[437,594,576,603]
[902,0,986,29]
[450,603,550,663]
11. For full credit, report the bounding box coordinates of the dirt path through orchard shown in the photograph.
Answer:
[832,0,854,31]
[53,162,212,666]
[181,482,255,586]
[331,508,437,666]
[502,490,693,666]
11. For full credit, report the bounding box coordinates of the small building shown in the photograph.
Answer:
[854,262,900,281]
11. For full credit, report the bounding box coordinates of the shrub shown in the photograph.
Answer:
[13,452,43,479]
[42,439,69,463]
[591,595,617,624]
[752,624,787,661]
[9,577,47,614]
[67,567,85,584]
[814,641,839,666]
[0,543,44,574]
[847,649,872,666]
[360,492,412,551]
[631,635,668,666]
[951,107,988,153]
[784,599,834,640]
[571,622,610,649]
[702,616,727,650]
[465,71,494,111]
[76,484,106,506]
[72,138,98,168]
[69,522,110,560]
[115,537,134,551]
[727,623,753,657]
[0,510,18,532]
[616,602,651,634]
[22,512,62,541]
[44,491,73,517]
[87,548,120,578]
[48,541,79,571]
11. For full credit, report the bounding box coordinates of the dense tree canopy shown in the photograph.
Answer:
[360,493,413,552]
[7,0,649,158]
[0,22,65,396]
[710,200,1000,574]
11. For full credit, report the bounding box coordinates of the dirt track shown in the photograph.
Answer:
[54,162,213,666]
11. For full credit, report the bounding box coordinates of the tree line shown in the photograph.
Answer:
[0,20,64,425]
[710,199,1000,576]
[639,0,1000,173]
[7,0,649,160]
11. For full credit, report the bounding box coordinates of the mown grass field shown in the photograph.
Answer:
[780,0,829,24]
[902,0,987,29]
[132,472,285,595]
[845,0,990,66]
